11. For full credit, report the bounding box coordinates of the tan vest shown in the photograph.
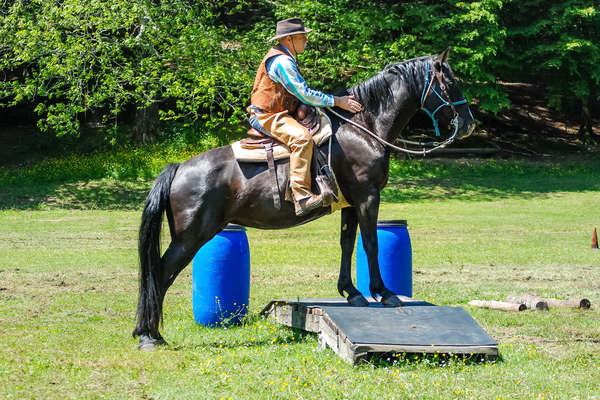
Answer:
[249,45,300,115]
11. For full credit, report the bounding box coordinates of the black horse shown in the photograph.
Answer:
[133,49,475,349]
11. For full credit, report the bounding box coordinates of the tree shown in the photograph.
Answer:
[500,0,600,141]
[0,0,258,142]
[1,0,596,144]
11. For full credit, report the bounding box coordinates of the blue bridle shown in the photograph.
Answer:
[420,60,467,136]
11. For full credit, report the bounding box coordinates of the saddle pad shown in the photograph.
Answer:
[232,108,333,163]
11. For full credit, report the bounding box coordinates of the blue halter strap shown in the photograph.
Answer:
[420,61,467,136]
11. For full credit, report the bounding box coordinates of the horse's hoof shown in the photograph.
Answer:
[347,293,369,307]
[381,294,403,307]
[138,341,157,351]
[138,335,167,351]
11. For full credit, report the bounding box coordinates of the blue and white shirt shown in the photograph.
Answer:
[265,44,335,108]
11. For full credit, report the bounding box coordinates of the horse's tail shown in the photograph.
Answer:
[133,163,180,338]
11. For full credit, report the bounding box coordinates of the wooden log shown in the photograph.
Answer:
[544,298,591,309]
[506,295,549,311]
[507,294,590,309]
[468,300,526,312]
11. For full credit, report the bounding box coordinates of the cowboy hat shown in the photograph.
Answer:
[269,17,312,41]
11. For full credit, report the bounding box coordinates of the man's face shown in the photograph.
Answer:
[291,34,308,54]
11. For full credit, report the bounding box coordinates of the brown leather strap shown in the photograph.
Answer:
[264,142,281,210]
[240,136,283,149]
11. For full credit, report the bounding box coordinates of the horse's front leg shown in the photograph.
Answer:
[338,207,369,306]
[356,188,402,307]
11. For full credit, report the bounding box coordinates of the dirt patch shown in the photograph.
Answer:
[34,216,85,222]
[471,82,599,157]
[491,326,600,345]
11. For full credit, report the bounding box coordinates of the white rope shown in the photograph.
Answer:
[325,106,458,155]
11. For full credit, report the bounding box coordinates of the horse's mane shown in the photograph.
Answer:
[349,55,430,111]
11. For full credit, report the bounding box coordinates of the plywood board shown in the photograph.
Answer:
[263,297,498,364]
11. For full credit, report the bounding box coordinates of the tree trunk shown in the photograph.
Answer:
[578,101,597,143]
[133,104,159,144]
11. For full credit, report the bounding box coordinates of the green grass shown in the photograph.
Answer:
[1,156,600,399]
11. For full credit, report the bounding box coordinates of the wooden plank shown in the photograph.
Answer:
[263,298,498,364]
[317,310,498,364]
[352,343,498,357]
[263,301,322,332]
[319,305,497,363]
[321,306,497,346]
[318,313,367,364]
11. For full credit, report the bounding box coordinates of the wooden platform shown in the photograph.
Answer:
[261,297,498,364]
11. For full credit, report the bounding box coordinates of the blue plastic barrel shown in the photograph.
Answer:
[356,220,412,298]
[192,224,250,326]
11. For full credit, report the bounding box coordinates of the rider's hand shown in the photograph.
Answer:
[334,95,363,113]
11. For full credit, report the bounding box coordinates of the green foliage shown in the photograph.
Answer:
[500,0,600,115]
[0,0,259,138]
[0,123,228,185]
[0,0,597,141]
[400,0,510,112]
[271,0,509,112]
[407,0,509,112]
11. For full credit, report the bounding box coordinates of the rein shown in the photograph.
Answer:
[326,106,459,155]
[325,59,466,155]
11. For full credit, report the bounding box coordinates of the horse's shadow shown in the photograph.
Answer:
[167,325,313,352]
[167,326,504,369]
[0,180,150,210]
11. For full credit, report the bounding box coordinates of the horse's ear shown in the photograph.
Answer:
[441,47,451,62]
[434,47,451,70]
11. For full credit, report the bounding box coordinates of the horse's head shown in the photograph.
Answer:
[421,48,475,140]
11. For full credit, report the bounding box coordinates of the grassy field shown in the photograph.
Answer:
[1,157,600,399]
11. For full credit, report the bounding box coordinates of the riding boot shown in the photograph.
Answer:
[288,131,323,215]
[251,111,324,215]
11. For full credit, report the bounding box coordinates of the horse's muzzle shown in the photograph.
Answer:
[463,122,476,138]
[456,114,476,140]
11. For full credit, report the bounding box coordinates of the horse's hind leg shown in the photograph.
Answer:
[138,221,225,351]
[338,207,368,306]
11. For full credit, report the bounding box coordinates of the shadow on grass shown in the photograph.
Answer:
[381,158,600,203]
[363,351,504,368]
[2,159,600,210]
[169,326,313,352]
[0,179,151,210]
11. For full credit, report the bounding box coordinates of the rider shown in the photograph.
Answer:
[248,17,362,216]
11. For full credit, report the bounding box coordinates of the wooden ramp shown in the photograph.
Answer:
[261,297,498,364]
